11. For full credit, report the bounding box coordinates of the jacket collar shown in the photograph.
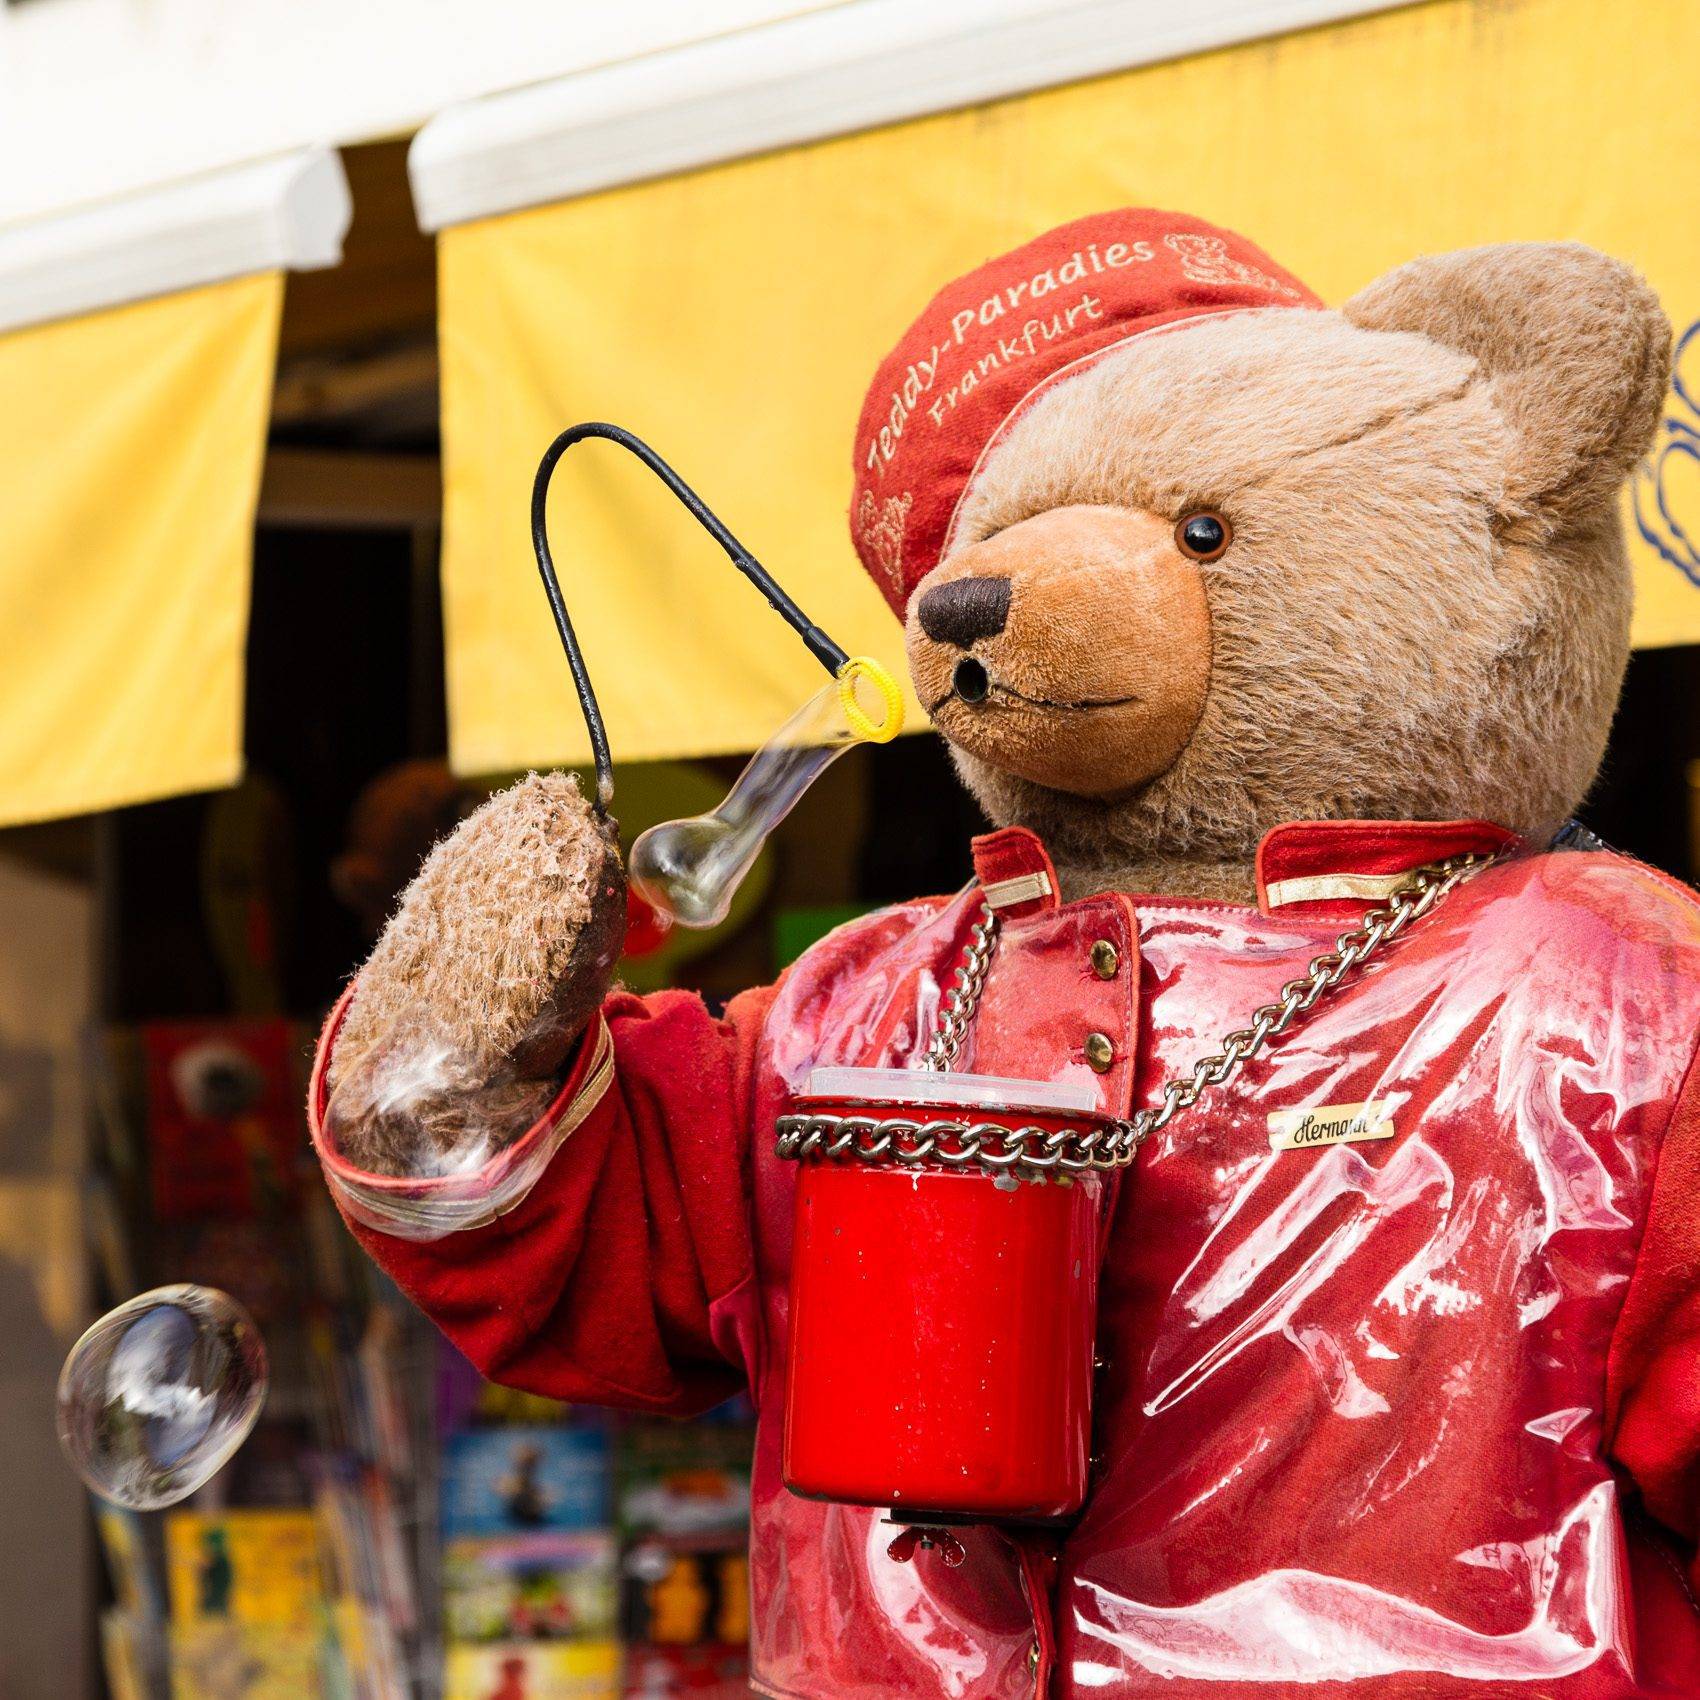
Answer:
[971,819,1519,920]
[1254,819,1518,917]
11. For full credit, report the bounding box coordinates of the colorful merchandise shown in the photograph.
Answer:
[165,1508,322,1629]
[621,1643,749,1700]
[443,1425,610,1537]
[614,1422,752,1541]
[620,1540,747,1649]
[163,1509,327,1697]
[445,1530,618,1644]
[443,1638,620,1700]
[168,1622,322,1700]
[97,1506,165,1623]
[100,1608,162,1700]
[142,1020,304,1220]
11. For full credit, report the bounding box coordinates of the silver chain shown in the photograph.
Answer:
[920,901,998,1070]
[776,852,1492,1175]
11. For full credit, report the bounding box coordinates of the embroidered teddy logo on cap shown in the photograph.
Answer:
[855,490,914,601]
[1165,233,1303,300]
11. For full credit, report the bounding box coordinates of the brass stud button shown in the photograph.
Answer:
[1084,1031,1115,1073]
[1090,939,1120,979]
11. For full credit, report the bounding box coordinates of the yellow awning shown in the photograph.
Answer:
[0,274,284,826]
[437,0,1700,776]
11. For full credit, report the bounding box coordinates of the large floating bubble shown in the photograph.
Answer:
[56,1285,267,1510]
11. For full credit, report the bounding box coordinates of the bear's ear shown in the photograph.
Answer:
[1344,243,1670,531]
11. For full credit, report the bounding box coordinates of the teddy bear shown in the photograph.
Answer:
[310,210,1700,1697]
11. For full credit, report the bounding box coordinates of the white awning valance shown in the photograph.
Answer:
[408,0,1416,231]
[0,147,350,337]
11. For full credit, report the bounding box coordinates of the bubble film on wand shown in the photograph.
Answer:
[628,661,900,928]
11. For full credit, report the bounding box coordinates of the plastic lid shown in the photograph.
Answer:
[803,1066,1098,1114]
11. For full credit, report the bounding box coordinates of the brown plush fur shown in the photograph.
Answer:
[930,247,1669,902]
[906,505,1213,799]
[1344,244,1670,533]
[331,240,1671,1168]
[327,773,625,1174]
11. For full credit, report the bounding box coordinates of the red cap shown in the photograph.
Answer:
[849,210,1321,616]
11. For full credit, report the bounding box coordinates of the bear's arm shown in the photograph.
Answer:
[310,980,775,1417]
[1606,1037,1700,1580]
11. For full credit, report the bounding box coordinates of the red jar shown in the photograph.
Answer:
[779,1068,1106,1523]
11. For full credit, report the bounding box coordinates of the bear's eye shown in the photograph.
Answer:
[1175,511,1231,562]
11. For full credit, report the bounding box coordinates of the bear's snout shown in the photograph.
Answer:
[905,504,1212,800]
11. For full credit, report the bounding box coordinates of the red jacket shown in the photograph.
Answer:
[312,821,1700,1698]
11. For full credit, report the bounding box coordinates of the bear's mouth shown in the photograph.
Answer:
[928,657,1140,717]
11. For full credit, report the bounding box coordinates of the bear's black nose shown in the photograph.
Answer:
[916,576,1011,648]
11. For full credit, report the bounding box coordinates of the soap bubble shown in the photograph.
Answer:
[56,1285,267,1510]
[630,670,892,929]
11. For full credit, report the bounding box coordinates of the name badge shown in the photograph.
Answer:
[1267,1099,1395,1151]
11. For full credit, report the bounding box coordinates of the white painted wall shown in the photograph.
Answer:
[0,0,849,225]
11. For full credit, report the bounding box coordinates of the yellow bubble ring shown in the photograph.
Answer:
[836,656,904,744]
